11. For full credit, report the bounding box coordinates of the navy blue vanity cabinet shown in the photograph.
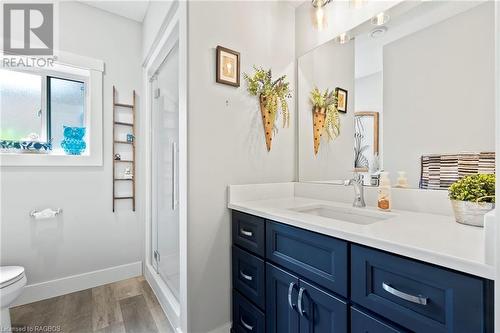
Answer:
[351,307,408,333]
[266,221,348,297]
[266,263,348,333]
[266,263,300,333]
[233,290,265,333]
[232,211,266,257]
[351,245,492,333]
[231,210,493,333]
[232,246,266,309]
[298,279,348,332]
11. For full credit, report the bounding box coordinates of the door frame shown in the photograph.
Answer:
[142,2,188,332]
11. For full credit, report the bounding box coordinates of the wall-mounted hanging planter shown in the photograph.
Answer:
[244,66,291,151]
[309,87,340,155]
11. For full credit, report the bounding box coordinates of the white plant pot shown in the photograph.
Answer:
[450,200,495,227]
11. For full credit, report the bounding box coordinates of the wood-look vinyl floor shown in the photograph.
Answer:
[10,276,174,333]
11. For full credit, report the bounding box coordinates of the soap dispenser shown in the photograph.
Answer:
[395,171,409,188]
[378,172,392,211]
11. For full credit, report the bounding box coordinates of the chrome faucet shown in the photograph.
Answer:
[344,173,366,208]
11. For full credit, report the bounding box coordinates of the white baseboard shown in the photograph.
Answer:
[12,261,143,306]
[207,322,231,333]
[144,263,180,332]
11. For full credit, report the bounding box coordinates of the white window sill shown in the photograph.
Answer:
[0,150,102,166]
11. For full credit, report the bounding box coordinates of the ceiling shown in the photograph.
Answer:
[81,1,150,22]
[81,0,305,23]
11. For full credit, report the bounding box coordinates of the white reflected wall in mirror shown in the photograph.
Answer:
[298,1,495,188]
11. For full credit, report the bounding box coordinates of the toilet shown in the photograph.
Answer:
[0,266,27,330]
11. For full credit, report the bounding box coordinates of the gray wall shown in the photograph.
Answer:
[383,2,495,187]
[0,2,143,287]
[187,2,296,332]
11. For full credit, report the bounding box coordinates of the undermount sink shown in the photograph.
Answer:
[290,204,395,225]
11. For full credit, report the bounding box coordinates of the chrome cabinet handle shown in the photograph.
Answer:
[298,287,306,316]
[382,282,428,305]
[240,317,253,331]
[287,282,297,310]
[240,228,253,237]
[240,270,253,281]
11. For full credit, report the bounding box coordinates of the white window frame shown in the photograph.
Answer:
[0,51,104,166]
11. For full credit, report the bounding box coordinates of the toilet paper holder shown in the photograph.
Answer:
[30,208,63,218]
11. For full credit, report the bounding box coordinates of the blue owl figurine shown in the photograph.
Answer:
[61,126,86,155]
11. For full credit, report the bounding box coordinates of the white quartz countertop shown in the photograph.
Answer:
[229,195,495,279]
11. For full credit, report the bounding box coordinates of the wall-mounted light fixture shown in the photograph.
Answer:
[371,12,390,26]
[335,32,353,45]
[350,0,364,9]
[312,0,331,31]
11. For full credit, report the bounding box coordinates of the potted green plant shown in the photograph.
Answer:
[448,174,495,227]
[309,87,340,155]
[244,66,291,151]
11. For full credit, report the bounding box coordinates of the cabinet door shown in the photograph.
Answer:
[298,279,347,333]
[266,221,348,297]
[351,307,407,333]
[266,263,300,333]
[351,245,490,332]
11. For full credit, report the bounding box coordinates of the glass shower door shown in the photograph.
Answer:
[152,44,180,300]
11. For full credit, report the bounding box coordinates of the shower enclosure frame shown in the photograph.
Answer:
[142,2,187,332]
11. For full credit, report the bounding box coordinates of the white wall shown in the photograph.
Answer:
[298,40,355,181]
[187,2,296,332]
[355,72,382,112]
[383,2,495,187]
[142,1,175,63]
[0,2,143,302]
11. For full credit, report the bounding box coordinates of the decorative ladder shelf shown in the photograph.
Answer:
[113,86,136,212]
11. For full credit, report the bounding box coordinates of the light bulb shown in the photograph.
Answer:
[371,12,390,26]
[316,7,325,31]
[351,0,364,9]
[335,32,352,44]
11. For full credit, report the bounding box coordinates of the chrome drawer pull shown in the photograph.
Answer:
[298,287,306,316]
[240,270,253,281]
[287,282,297,310]
[240,317,253,331]
[382,282,428,305]
[240,228,253,237]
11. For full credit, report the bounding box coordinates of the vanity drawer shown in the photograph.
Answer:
[232,246,265,309]
[266,221,348,297]
[233,290,265,333]
[351,245,489,333]
[351,307,407,333]
[232,211,265,257]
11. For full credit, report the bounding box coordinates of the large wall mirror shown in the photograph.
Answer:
[298,1,495,189]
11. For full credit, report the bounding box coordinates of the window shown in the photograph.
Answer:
[0,70,44,142]
[0,54,104,167]
[48,77,86,150]
[0,67,87,153]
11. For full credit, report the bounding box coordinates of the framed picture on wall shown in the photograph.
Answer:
[336,87,348,113]
[216,46,240,87]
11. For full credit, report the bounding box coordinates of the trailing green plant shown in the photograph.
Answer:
[309,87,340,140]
[448,174,495,203]
[243,66,292,128]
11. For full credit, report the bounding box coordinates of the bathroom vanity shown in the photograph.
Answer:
[229,1,497,332]
[228,187,495,333]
